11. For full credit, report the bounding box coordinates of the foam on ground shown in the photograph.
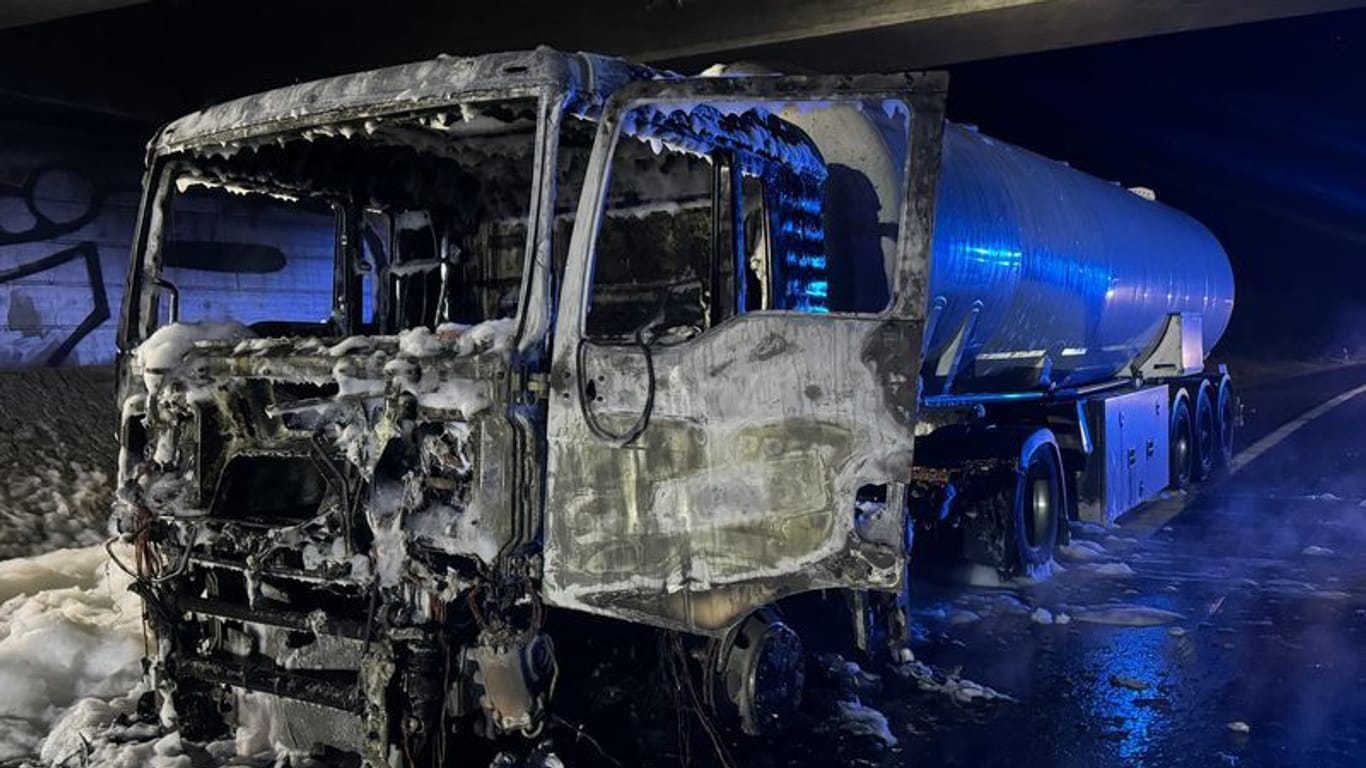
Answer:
[0,545,142,762]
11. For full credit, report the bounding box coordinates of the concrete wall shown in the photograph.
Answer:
[0,130,139,367]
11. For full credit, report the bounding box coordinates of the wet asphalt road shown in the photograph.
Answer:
[887,363,1366,768]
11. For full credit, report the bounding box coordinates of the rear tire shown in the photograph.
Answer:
[1009,431,1064,572]
[1192,381,1217,480]
[1214,375,1236,466]
[1170,393,1195,489]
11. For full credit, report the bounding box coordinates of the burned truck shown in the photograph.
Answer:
[113,49,1235,762]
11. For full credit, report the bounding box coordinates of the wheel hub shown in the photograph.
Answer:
[718,611,804,735]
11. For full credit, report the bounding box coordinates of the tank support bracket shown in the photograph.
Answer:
[1136,312,1204,380]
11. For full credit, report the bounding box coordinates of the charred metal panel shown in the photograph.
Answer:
[118,326,525,762]
[124,332,519,593]
[546,313,919,634]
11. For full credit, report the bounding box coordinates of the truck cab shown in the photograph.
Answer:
[115,49,949,763]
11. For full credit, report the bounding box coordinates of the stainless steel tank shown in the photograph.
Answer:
[924,123,1235,392]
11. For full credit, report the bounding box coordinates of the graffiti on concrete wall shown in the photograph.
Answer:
[0,161,131,367]
[0,165,103,244]
[0,165,110,365]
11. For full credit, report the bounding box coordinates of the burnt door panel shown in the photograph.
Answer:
[543,74,947,635]
[549,314,920,633]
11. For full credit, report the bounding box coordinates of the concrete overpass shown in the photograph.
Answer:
[0,0,1362,121]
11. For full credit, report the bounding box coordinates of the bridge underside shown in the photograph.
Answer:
[0,0,1361,121]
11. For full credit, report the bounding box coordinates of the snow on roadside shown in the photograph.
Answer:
[0,424,113,562]
[0,545,142,762]
[0,546,350,767]
[831,699,898,746]
[812,655,900,747]
[1057,539,1108,562]
[1083,562,1136,578]
[1067,603,1184,627]
[890,657,1015,705]
[0,367,117,562]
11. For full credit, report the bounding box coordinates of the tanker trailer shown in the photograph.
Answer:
[906,123,1236,576]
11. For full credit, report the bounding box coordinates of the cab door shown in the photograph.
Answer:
[543,73,948,635]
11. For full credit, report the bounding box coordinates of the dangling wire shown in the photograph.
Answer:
[550,715,623,767]
[662,632,691,768]
[665,631,737,768]
[575,332,655,446]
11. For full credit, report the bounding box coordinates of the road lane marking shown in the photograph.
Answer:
[1121,382,1366,537]
[1226,382,1366,476]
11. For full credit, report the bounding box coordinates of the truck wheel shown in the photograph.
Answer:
[1192,381,1217,480]
[713,608,804,736]
[1214,375,1236,466]
[956,427,1064,577]
[1010,431,1064,570]
[1170,392,1194,489]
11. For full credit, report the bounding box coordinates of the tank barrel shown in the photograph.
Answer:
[923,123,1235,393]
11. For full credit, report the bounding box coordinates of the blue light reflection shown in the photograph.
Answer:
[1078,598,1184,765]
[959,243,1023,268]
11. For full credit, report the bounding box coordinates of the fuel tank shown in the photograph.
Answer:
[923,123,1234,392]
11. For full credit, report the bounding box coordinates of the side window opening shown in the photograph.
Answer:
[584,138,722,342]
[355,209,390,330]
[740,174,768,314]
[823,163,895,314]
[765,169,829,313]
[384,209,444,330]
[581,97,912,341]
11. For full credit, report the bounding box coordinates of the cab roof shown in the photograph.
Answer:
[152,47,664,158]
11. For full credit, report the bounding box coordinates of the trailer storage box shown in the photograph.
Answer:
[1078,386,1170,524]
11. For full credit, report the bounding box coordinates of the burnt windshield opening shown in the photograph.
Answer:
[136,99,540,344]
